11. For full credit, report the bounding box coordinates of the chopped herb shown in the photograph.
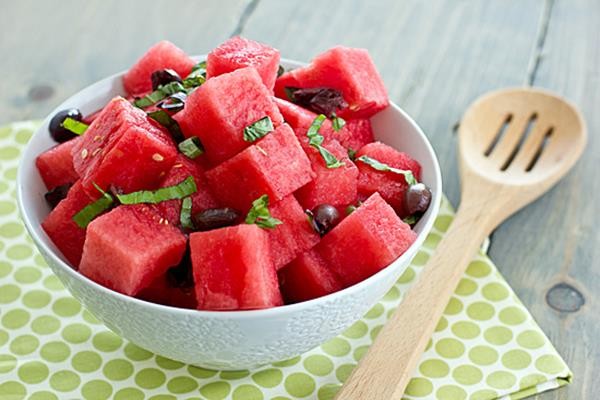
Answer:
[307,115,344,169]
[72,183,114,228]
[244,116,274,142]
[134,81,186,108]
[116,176,197,205]
[277,65,285,78]
[347,148,357,160]
[183,61,207,88]
[403,215,418,225]
[147,110,185,143]
[286,87,348,117]
[61,118,88,135]
[345,204,357,215]
[245,195,282,229]
[178,136,205,159]
[332,115,346,132]
[180,197,194,229]
[356,155,417,185]
[284,86,298,102]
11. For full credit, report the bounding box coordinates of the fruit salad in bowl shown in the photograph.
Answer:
[18,37,441,369]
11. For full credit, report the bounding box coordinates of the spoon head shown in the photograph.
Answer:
[459,88,586,192]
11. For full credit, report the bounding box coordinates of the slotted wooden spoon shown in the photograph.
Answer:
[336,87,586,399]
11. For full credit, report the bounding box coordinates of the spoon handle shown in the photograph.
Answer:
[335,205,493,400]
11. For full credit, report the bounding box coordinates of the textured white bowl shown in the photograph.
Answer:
[17,58,442,370]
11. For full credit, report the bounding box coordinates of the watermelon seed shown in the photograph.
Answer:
[256,145,268,156]
[80,149,88,159]
[92,148,101,157]
[152,153,165,162]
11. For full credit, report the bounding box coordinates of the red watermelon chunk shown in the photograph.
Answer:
[356,142,421,217]
[207,36,280,90]
[174,67,284,166]
[122,40,196,96]
[274,98,336,144]
[41,180,98,267]
[36,137,80,190]
[205,124,314,212]
[275,46,389,119]
[336,119,374,151]
[79,205,187,296]
[155,156,219,226]
[279,249,342,303]
[268,195,320,270]
[315,192,416,287]
[72,97,177,195]
[190,224,283,310]
[295,139,358,210]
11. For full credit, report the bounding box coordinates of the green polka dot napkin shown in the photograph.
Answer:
[0,121,571,400]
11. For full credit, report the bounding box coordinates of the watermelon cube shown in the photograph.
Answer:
[205,124,314,212]
[122,40,196,95]
[315,192,416,287]
[36,137,80,190]
[207,36,281,90]
[268,195,320,270]
[295,139,358,210]
[275,46,389,119]
[279,249,343,303]
[174,67,284,166]
[190,224,283,310]
[336,119,374,151]
[72,97,177,195]
[274,98,335,144]
[155,156,219,226]
[79,205,187,296]
[356,142,421,217]
[41,180,98,267]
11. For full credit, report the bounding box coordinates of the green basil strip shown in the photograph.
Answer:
[72,184,114,228]
[147,110,185,143]
[116,176,197,205]
[331,116,346,132]
[180,197,194,229]
[178,136,205,159]
[356,155,417,185]
[245,194,282,229]
[62,118,89,135]
[134,81,186,109]
[306,114,344,169]
[244,116,274,142]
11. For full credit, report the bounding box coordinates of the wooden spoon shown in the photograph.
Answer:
[336,87,586,399]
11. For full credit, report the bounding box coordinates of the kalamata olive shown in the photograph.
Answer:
[48,108,83,143]
[286,87,348,117]
[193,208,241,231]
[151,69,182,90]
[405,183,432,215]
[307,204,341,236]
[44,183,72,209]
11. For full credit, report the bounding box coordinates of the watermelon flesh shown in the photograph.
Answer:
[155,156,219,226]
[279,249,343,303]
[356,142,421,217]
[190,224,283,310]
[207,36,280,90]
[79,205,187,296]
[267,195,320,270]
[315,192,416,287]
[174,67,284,166]
[122,40,196,96]
[36,137,80,190]
[336,119,374,152]
[72,97,177,196]
[275,46,389,119]
[205,124,314,212]
[41,180,98,267]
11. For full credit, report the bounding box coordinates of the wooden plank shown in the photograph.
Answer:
[490,1,600,398]
[0,0,250,125]
[242,0,544,205]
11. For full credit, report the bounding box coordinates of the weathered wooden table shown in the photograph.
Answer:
[1,1,597,398]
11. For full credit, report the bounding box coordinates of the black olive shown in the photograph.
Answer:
[307,204,341,236]
[48,108,83,143]
[151,69,182,91]
[405,183,432,215]
[193,208,241,231]
[166,247,194,288]
[286,87,348,117]
[44,183,72,209]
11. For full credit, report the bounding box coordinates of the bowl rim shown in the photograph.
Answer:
[17,56,442,319]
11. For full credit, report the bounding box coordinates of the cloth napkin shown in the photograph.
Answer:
[0,121,571,400]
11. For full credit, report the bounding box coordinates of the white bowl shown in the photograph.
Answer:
[17,58,442,370]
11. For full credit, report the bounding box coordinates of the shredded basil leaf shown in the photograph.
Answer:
[147,110,185,143]
[244,116,274,142]
[347,148,357,160]
[284,86,298,102]
[183,61,207,88]
[403,215,418,225]
[61,118,88,135]
[277,65,285,78]
[245,195,282,229]
[178,136,205,159]
[356,155,417,185]
[116,176,197,205]
[332,116,346,132]
[134,81,186,108]
[72,183,114,228]
[306,114,344,169]
[180,197,194,229]
[345,205,357,215]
